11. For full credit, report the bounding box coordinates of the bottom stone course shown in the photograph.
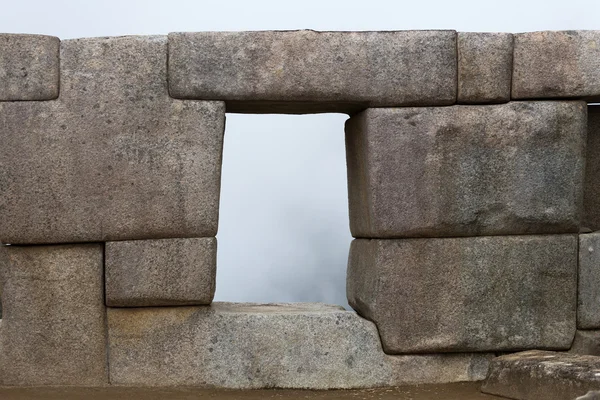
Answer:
[481,350,600,400]
[0,244,108,386]
[107,303,491,389]
[347,235,578,353]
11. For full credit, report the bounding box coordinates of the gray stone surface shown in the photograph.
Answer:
[0,36,225,244]
[347,235,577,354]
[107,303,491,388]
[513,30,600,100]
[584,106,600,232]
[481,350,600,400]
[571,331,600,356]
[457,32,513,103]
[345,102,586,238]
[579,233,600,329]
[0,244,108,386]
[168,30,457,114]
[0,34,59,100]
[106,237,216,307]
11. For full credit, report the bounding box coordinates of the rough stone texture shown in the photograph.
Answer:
[584,106,600,232]
[345,102,586,238]
[0,36,225,244]
[0,244,108,386]
[579,392,600,400]
[579,233,600,329]
[168,30,457,114]
[0,34,60,100]
[347,235,577,354]
[571,331,600,356]
[107,303,491,388]
[457,32,513,103]
[481,350,600,400]
[513,31,600,100]
[106,237,216,307]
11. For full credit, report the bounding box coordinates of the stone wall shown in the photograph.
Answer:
[0,29,599,388]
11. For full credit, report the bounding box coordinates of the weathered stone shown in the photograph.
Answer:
[513,31,600,100]
[107,303,491,388]
[345,102,586,238]
[583,106,600,232]
[457,32,513,103]
[481,350,600,400]
[579,391,600,400]
[168,30,457,114]
[0,34,59,100]
[106,237,216,307]
[347,235,577,353]
[579,233,600,329]
[571,331,600,356]
[0,244,108,386]
[0,36,225,244]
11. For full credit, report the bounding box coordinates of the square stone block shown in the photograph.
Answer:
[481,350,600,400]
[583,106,600,232]
[345,102,586,238]
[578,232,600,329]
[107,303,491,388]
[0,244,107,386]
[168,30,457,113]
[457,32,513,104]
[106,237,216,307]
[513,30,600,100]
[0,36,225,244]
[0,34,60,100]
[347,235,577,353]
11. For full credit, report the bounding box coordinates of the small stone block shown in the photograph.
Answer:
[168,30,457,113]
[0,34,59,100]
[107,303,491,388]
[571,330,600,356]
[579,232,600,329]
[345,102,586,238]
[347,235,577,353]
[0,244,108,386]
[513,30,600,100]
[457,32,513,103]
[106,237,216,307]
[481,350,600,400]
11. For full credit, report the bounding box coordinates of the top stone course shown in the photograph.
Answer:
[168,30,458,113]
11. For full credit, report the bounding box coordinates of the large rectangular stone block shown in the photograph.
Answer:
[584,106,600,231]
[481,350,600,400]
[105,237,216,307]
[168,30,457,114]
[345,102,586,238]
[0,36,225,244]
[457,32,513,104]
[107,303,491,388]
[578,233,600,329]
[0,34,60,100]
[0,244,108,386]
[513,31,600,100]
[347,235,577,353]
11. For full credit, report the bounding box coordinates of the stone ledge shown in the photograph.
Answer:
[107,303,491,389]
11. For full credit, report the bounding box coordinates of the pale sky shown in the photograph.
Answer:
[2,0,599,307]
